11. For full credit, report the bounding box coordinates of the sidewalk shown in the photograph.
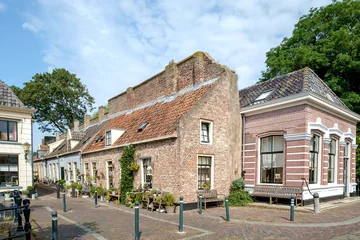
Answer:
[29,184,360,239]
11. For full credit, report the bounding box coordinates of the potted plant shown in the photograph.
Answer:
[151,189,158,198]
[162,193,176,213]
[27,186,36,198]
[58,179,66,189]
[96,186,106,201]
[4,191,11,199]
[128,162,139,171]
[21,190,29,198]
[200,181,211,190]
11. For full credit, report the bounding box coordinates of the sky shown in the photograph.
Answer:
[0,0,332,148]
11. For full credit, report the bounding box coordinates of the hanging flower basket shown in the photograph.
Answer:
[128,162,139,171]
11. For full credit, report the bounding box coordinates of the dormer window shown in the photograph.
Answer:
[105,131,111,146]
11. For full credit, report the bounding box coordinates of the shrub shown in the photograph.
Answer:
[230,178,245,192]
[96,186,106,196]
[22,190,29,196]
[27,186,35,191]
[162,194,176,206]
[228,189,253,206]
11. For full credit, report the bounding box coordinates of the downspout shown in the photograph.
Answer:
[241,114,246,177]
[31,120,34,186]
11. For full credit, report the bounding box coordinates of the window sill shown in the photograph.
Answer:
[0,141,21,145]
[200,142,212,145]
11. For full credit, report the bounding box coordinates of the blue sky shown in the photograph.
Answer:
[0,0,331,148]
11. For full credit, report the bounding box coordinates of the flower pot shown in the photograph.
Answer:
[165,205,175,213]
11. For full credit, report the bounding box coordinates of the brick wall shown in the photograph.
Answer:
[108,52,224,115]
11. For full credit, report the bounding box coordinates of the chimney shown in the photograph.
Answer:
[56,132,60,141]
[126,87,135,109]
[165,60,179,95]
[193,51,205,84]
[98,106,106,122]
[73,119,79,132]
[84,114,91,128]
[41,138,45,145]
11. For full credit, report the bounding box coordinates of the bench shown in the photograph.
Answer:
[197,189,225,210]
[253,185,303,206]
[108,192,121,203]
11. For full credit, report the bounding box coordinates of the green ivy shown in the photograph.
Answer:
[120,145,135,203]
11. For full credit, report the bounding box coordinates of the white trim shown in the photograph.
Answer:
[286,166,308,169]
[287,145,309,149]
[286,173,306,175]
[244,143,256,146]
[286,152,309,155]
[244,149,256,152]
[286,159,309,162]
[244,155,255,158]
[284,133,312,141]
[285,180,304,183]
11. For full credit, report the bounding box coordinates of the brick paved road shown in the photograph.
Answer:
[29,184,360,240]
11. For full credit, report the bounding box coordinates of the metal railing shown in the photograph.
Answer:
[0,190,31,240]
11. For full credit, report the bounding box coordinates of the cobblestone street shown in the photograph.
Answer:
[26,184,360,240]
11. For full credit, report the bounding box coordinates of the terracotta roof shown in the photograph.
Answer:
[239,67,348,109]
[0,80,24,108]
[83,81,215,153]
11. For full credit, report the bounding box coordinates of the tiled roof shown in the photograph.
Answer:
[0,80,24,108]
[45,140,67,157]
[83,81,215,153]
[239,67,348,109]
[72,131,86,141]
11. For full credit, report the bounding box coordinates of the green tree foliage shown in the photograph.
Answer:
[260,0,360,114]
[260,0,360,180]
[119,145,135,204]
[11,68,94,133]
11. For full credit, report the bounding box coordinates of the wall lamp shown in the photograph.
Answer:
[23,142,31,161]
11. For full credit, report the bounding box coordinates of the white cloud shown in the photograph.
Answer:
[25,0,332,106]
[0,1,6,12]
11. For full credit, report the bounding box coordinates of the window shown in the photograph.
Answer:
[328,139,336,183]
[138,122,149,132]
[0,120,17,142]
[92,162,97,183]
[309,135,320,184]
[344,142,350,184]
[200,121,212,144]
[254,90,273,103]
[260,136,284,184]
[105,131,111,146]
[2,155,20,185]
[198,156,212,189]
[142,158,152,188]
[107,161,113,189]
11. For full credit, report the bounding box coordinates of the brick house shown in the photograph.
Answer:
[0,80,35,189]
[239,68,360,202]
[81,52,242,203]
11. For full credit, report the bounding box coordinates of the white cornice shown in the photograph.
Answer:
[284,133,312,141]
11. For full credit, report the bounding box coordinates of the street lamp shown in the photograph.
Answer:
[23,142,31,161]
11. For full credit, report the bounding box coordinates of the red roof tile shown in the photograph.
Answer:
[83,82,214,153]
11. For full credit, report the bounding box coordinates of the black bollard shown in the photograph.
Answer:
[179,196,183,232]
[23,199,31,240]
[135,201,139,240]
[63,191,66,212]
[52,210,58,240]
[56,184,60,199]
[290,195,294,221]
[95,191,98,208]
[16,195,23,232]
[72,186,75,198]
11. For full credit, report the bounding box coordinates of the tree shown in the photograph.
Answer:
[260,0,360,180]
[11,68,94,133]
[260,0,360,114]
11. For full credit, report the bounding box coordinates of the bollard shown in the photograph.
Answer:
[179,196,183,232]
[199,195,202,214]
[13,192,19,222]
[63,191,67,212]
[16,196,24,232]
[10,199,15,219]
[56,184,60,199]
[134,201,139,240]
[290,195,294,221]
[72,186,75,198]
[314,192,320,214]
[225,196,230,221]
[95,191,98,208]
[23,199,31,240]
[52,210,58,240]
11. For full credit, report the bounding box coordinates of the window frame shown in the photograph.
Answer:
[141,158,152,188]
[309,134,321,184]
[259,135,284,184]
[105,131,111,146]
[197,155,214,190]
[0,120,18,142]
[0,155,19,186]
[328,139,337,184]
[200,120,213,144]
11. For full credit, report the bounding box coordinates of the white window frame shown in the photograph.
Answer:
[105,131,111,146]
[309,134,322,185]
[140,158,152,188]
[200,120,213,145]
[197,155,214,190]
[328,139,338,184]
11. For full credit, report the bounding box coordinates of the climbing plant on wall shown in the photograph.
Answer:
[119,144,135,203]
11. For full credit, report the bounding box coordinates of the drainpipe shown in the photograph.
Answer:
[241,114,246,177]
[31,120,34,186]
